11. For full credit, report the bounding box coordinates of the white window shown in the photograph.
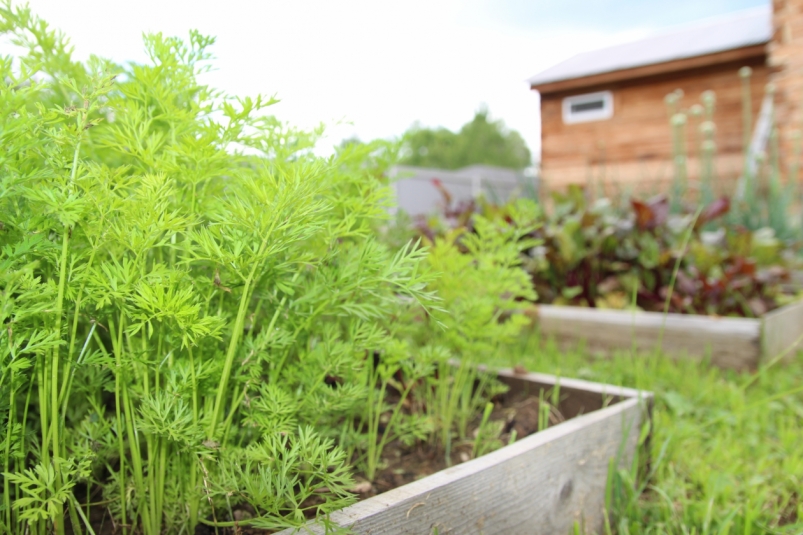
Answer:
[562,91,614,124]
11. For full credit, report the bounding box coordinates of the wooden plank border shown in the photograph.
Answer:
[528,300,803,370]
[762,300,803,362]
[534,304,762,370]
[277,373,652,535]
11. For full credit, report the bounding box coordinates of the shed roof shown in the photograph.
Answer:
[528,6,771,89]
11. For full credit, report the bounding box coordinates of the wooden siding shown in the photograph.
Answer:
[770,0,803,167]
[539,55,769,192]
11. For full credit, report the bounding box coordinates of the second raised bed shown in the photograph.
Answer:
[529,300,803,370]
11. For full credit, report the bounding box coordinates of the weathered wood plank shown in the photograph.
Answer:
[540,154,744,190]
[494,367,646,398]
[278,397,648,535]
[762,300,803,362]
[534,305,762,371]
[492,367,648,418]
[274,374,651,535]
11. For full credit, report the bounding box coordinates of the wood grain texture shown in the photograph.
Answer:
[276,376,651,535]
[539,154,745,195]
[762,300,803,362]
[770,0,803,171]
[492,367,647,420]
[493,367,646,403]
[537,57,770,192]
[534,305,762,371]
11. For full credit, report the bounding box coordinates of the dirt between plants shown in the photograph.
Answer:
[353,392,566,499]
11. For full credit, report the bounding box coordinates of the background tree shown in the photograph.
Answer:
[400,106,532,170]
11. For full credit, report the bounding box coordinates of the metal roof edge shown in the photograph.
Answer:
[527,5,772,87]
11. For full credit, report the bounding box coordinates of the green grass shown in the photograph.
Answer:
[500,334,803,535]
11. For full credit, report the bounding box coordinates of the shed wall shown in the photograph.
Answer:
[770,0,803,166]
[539,56,770,194]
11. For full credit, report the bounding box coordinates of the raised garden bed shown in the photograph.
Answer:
[277,369,652,535]
[530,300,803,371]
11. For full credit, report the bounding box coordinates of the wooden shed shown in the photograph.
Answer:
[529,6,773,195]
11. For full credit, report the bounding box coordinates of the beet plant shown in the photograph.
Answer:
[413,179,800,318]
[0,3,439,533]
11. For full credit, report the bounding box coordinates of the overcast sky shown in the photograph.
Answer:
[6,0,769,160]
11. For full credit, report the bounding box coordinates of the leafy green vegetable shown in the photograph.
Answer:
[412,181,800,318]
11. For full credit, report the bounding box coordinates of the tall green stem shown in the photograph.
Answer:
[46,106,85,535]
[106,318,128,535]
[208,256,262,437]
[363,363,381,481]
[186,345,201,530]
[51,228,70,455]
[108,314,153,535]
[59,213,105,409]
[4,369,14,530]
[657,206,703,350]
[36,350,48,465]
[372,380,415,479]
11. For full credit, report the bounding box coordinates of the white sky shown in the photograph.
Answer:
[6,0,657,160]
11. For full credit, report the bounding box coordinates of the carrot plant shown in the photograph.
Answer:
[359,341,433,482]
[354,198,540,475]
[409,199,539,462]
[0,2,441,533]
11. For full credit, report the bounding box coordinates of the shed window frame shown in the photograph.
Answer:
[562,91,614,124]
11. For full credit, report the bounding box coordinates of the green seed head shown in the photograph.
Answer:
[671,113,687,126]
